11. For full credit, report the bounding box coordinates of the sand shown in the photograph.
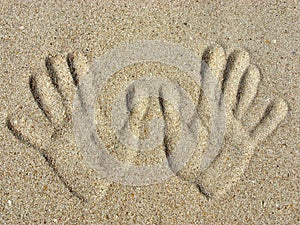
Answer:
[0,1,299,224]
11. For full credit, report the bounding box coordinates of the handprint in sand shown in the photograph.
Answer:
[6,53,111,203]
[169,45,288,198]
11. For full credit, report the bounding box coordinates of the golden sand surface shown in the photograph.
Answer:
[0,1,299,224]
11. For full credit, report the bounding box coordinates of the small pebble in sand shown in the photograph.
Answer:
[7,200,12,207]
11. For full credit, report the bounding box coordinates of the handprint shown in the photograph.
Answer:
[6,53,110,203]
[171,45,288,198]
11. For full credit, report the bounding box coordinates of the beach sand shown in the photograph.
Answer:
[0,1,299,224]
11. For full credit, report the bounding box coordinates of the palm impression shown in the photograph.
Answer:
[7,53,110,203]
[173,45,288,198]
[6,44,288,202]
